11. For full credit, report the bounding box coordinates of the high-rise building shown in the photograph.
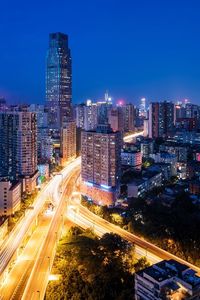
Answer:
[37,128,53,163]
[84,100,98,130]
[0,113,19,181]
[0,112,38,193]
[75,100,98,131]
[81,124,121,205]
[139,97,147,117]
[75,103,85,129]
[46,32,72,129]
[122,103,135,132]
[115,103,135,132]
[60,121,76,166]
[149,101,174,138]
[108,107,124,132]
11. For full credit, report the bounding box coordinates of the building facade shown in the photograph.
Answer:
[60,121,76,166]
[81,124,121,205]
[46,32,72,129]
[149,101,174,138]
[0,112,38,193]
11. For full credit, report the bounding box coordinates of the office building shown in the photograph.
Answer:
[60,121,76,166]
[135,259,200,299]
[149,101,174,138]
[81,124,121,205]
[46,32,72,129]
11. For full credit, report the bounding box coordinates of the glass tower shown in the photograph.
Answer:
[46,32,72,129]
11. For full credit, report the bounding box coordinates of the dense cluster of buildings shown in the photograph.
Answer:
[0,33,76,217]
[1,31,200,298]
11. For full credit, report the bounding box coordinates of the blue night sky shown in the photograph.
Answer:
[1,0,200,105]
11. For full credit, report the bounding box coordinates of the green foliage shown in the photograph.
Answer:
[128,193,200,266]
[8,191,38,231]
[46,227,145,300]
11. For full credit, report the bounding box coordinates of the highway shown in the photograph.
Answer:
[0,131,141,284]
[21,165,80,300]
[0,172,62,278]
[1,130,199,300]
[67,201,200,273]
[123,131,144,142]
[0,157,80,299]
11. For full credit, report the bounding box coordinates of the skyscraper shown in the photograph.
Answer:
[46,32,72,129]
[149,101,174,138]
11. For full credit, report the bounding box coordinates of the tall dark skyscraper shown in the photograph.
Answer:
[46,32,72,129]
[149,101,174,138]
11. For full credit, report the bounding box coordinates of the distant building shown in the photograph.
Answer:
[60,121,76,166]
[143,118,149,137]
[149,101,174,138]
[150,152,177,177]
[140,139,154,159]
[121,149,142,171]
[81,124,121,205]
[46,32,72,129]
[122,103,135,132]
[189,180,200,196]
[75,103,85,129]
[75,101,98,131]
[159,143,188,163]
[37,128,53,163]
[108,107,123,132]
[135,259,200,300]
[139,97,147,117]
[175,118,198,131]
[84,100,98,130]
[148,163,172,181]
[127,171,162,198]
[0,97,7,112]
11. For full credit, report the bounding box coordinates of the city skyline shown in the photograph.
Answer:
[1,0,200,104]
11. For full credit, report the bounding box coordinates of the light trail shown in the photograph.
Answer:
[123,131,144,142]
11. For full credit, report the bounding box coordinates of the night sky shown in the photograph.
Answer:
[1,0,200,105]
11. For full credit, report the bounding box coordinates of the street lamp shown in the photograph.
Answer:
[47,256,51,272]
[37,290,40,299]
